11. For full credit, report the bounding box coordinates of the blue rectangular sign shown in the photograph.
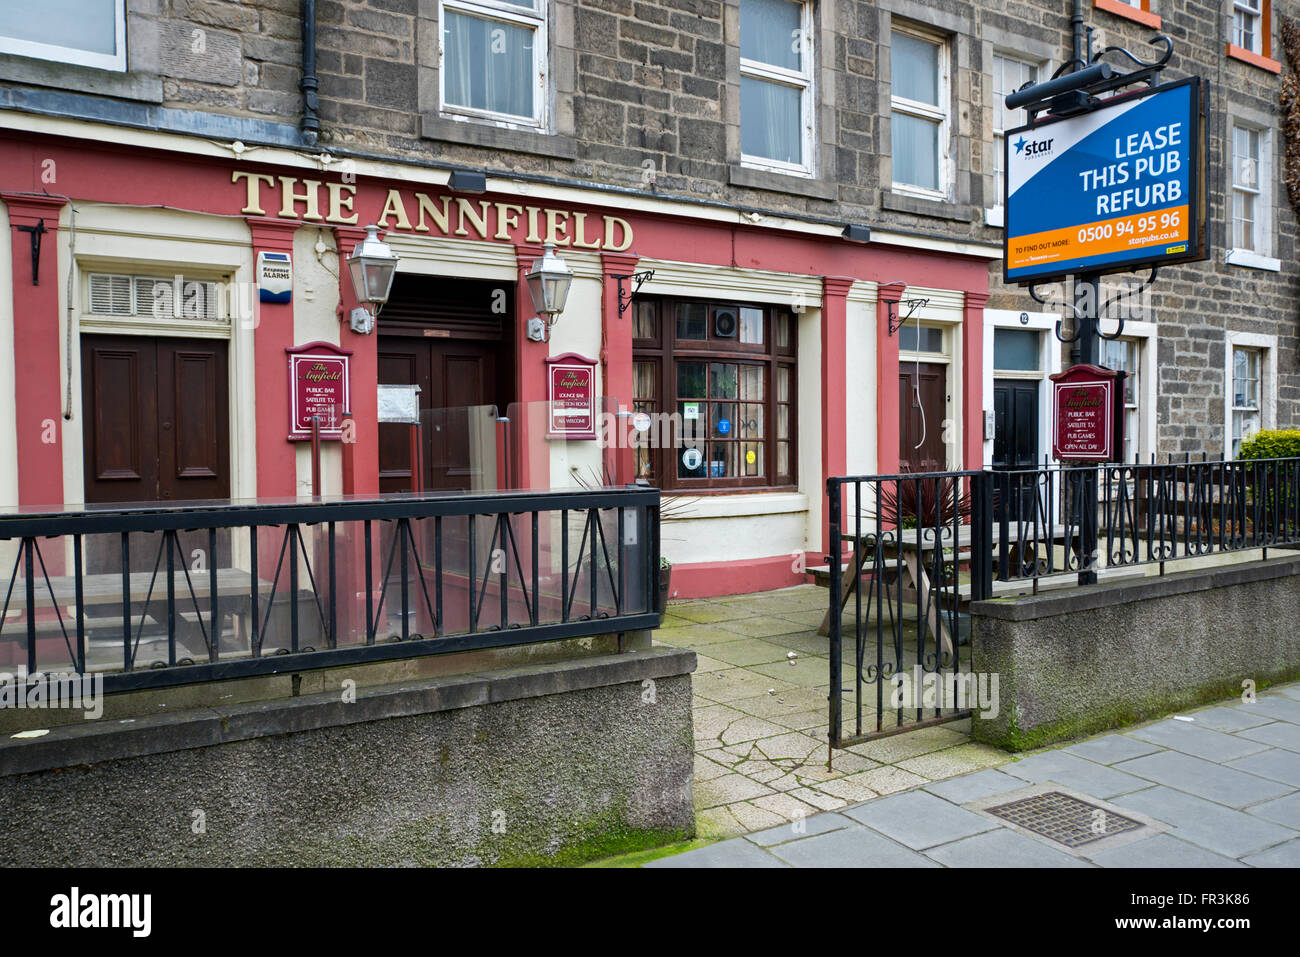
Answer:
[1003,76,1206,284]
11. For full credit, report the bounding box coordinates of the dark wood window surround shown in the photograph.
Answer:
[633,297,797,493]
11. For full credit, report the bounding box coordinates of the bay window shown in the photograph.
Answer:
[440,0,547,127]
[633,298,796,491]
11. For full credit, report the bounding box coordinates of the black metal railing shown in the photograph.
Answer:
[826,456,1300,748]
[0,486,660,693]
[989,456,1300,583]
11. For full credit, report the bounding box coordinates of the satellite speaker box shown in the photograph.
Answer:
[714,308,738,337]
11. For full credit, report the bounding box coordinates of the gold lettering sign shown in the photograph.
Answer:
[232,170,633,250]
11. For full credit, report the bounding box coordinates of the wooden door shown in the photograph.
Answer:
[377,338,500,493]
[898,363,947,472]
[993,379,1041,522]
[82,335,229,504]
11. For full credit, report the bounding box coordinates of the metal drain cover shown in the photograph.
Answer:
[965,783,1169,858]
[985,790,1142,848]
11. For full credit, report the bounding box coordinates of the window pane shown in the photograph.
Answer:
[739,306,764,344]
[993,54,1036,133]
[634,360,656,402]
[708,443,736,479]
[677,361,706,397]
[993,329,1040,371]
[777,441,790,476]
[633,300,657,340]
[741,75,803,165]
[741,442,765,477]
[891,112,940,190]
[899,325,943,353]
[739,364,764,401]
[443,12,535,119]
[777,404,790,441]
[676,302,707,339]
[709,363,739,399]
[776,311,792,349]
[739,403,764,439]
[740,0,802,70]
[2,0,117,55]
[892,32,939,105]
[777,366,791,402]
[710,402,736,438]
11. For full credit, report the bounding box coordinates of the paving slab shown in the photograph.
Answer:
[1002,750,1155,799]
[1224,747,1300,788]
[1084,833,1245,868]
[1127,718,1271,763]
[895,742,1010,780]
[693,773,777,809]
[1245,791,1300,830]
[1185,706,1276,733]
[842,789,999,849]
[1062,733,1165,765]
[923,768,1035,805]
[718,715,796,746]
[844,726,969,764]
[715,616,812,639]
[669,603,753,624]
[1235,696,1300,724]
[746,811,854,847]
[1241,838,1300,867]
[1235,721,1300,753]
[1114,750,1295,808]
[645,837,789,868]
[925,827,1092,868]
[1113,785,1298,859]
[845,765,930,796]
[768,825,940,868]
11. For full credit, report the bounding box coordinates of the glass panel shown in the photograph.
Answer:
[741,75,803,165]
[634,360,656,402]
[739,403,764,440]
[777,366,790,402]
[708,443,736,479]
[676,302,707,339]
[777,404,790,441]
[741,442,764,477]
[676,361,706,398]
[993,54,1036,133]
[711,402,736,438]
[739,306,764,344]
[633,300,657,340]
[891,112,940,190]
[993,329,1040,371]
[777,441,790,476]
[709,363,739,399]
[2,0,117,54]
[739,364,764,401]
[740,0,803,70]
[898,325,943,353]
[891,32,939,105]
[776,311,792,349]
[443,12,535,119]
[678,441,706,478]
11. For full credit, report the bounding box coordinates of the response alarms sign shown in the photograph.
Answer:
[1004,77,1205,284]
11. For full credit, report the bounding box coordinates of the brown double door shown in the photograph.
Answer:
[81,334,230,505]
[899,362,947,473]
[377,337,501,493]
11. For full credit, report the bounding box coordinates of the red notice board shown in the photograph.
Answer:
[286,341,352,440]
[545,353,598,440]
[1050,363,1126,462]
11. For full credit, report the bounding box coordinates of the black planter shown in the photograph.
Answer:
[655,565,672,616]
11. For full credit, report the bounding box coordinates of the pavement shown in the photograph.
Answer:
[652,585,1300,867]
[654,585,1009,838]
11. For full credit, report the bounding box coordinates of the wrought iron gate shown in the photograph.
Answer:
[826,471,993,748]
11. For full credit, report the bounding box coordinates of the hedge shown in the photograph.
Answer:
[1237,429,1300,461]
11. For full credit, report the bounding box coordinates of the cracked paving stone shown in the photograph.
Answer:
[846,765,931,795]
[694,773,778,809]
[788,786,852,810]
[693,703,746,739]
[725,801,789,832]
[845,726,969,764]
[752,731,826,762]
[751,791,823,822]
[719,715,793,746]
[694,754,732,784]
[808,776,882,804]
[894,742,1011,779]
[695,806,749,840]
[731,760,789,785]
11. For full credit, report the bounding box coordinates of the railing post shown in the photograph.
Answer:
[827,478,842,749]
[972,471,994,602]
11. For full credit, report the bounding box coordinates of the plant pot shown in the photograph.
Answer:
[656,564,672,616]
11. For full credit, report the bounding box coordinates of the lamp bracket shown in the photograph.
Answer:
[887,297,929,336]
[614,270,654,317]
[15,218,45,286]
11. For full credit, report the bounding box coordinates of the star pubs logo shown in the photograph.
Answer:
[1016,136,1055,159]
[1014,136,1027,155]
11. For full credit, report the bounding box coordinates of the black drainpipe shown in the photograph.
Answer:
[300,0,320,146]
[1070,0,1086,69]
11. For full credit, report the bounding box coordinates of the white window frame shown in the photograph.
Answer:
[987,52,1040,227]
[889,25,951,201]
[1233,0,1264,54]
[438,0,548,130]
[1223,331,1276,459]
[982,310,1062,468]
[0,0,126,72]
[739,0,816,177]
[1226,120,1279,269]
